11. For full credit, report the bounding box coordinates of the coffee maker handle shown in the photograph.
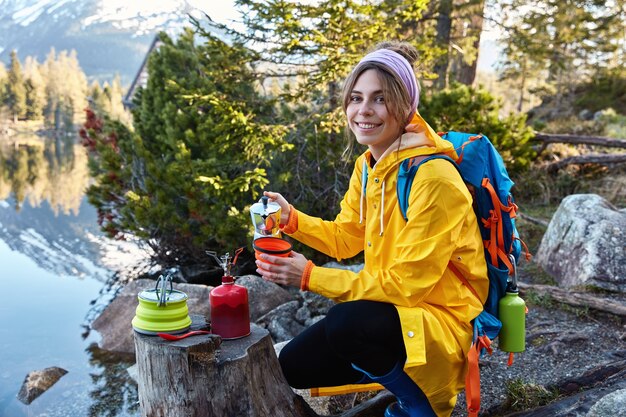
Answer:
[155,273,173,307]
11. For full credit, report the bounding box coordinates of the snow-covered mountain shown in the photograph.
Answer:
[0,0,212,84]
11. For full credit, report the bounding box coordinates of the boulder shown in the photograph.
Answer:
[236,274,295,321]
[587,388,626,417]
[257,300,305,342]
[301,290,336,316]
[536,194,626,292]
[17,366,68,404]
[91,279,212,354]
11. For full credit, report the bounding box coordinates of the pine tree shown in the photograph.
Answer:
[83,30,290,267]
[42,48,88,130]
[24,56,46,120]
[0,63,7,106]
[107,74,130,124]
[88,81,109,115]
[43,48,62,129]
[23,57,46,120]
[6,51,27,122]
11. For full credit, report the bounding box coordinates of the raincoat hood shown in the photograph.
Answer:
[369,110,458,168]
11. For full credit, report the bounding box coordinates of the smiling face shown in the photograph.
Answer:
[346,69,402,160]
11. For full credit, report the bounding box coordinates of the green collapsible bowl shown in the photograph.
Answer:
[131,276,192,335]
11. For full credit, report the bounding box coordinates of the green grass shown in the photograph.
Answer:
[503,378,560,411]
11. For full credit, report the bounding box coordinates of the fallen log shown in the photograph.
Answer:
[517,213,549,228]
[134,315,316,417]
[550,359,626,394]
[533,132,626,149]
[546,153,626,173]
[518,282,626,318]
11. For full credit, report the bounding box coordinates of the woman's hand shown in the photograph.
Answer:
[256,250,308,288]
[263,191,290,225]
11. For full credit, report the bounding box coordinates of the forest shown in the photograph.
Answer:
[1,0,625,272]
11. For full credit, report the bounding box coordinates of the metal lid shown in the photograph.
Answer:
[250,196,280,216]
[138,289,188,303]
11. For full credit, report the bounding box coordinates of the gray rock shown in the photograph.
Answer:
[17,366,68,404]
[268,316,306,342]
[536,194,626,292]
[257,300,300,323]
[257,301,304,342]
[578,109,593,121]
[126,364,138,383]
[301,290,336,316]
[91,279,212,354]
[587,388,626,416]
[236,275,295,321]
[587,388,626,417]
[295,305,312,323]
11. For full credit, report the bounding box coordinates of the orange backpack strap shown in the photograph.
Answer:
[448,261,493,417]
[466,335,493,417]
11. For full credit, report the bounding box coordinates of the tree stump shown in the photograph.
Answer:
[134,315,316,417]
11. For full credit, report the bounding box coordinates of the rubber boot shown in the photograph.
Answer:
[352,362,437,417]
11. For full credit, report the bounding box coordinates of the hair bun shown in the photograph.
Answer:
[375,41,419,67]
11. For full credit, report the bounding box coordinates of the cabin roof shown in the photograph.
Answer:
[123,35,162,109]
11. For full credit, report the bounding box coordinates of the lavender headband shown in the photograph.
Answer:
[355,49,420,113]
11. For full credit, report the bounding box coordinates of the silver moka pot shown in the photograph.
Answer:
[250,196,282,240]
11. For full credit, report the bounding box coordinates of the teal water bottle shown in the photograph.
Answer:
[498,256,526,353]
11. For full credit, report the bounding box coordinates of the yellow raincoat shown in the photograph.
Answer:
[284,113,489,417]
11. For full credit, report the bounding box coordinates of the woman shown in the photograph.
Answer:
[255,41,489,417]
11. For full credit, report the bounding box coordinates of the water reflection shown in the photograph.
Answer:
[0,135,148,279]
[87,344,138,417]
[0,134,88,215]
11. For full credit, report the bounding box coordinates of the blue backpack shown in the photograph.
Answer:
[393,131,529,416]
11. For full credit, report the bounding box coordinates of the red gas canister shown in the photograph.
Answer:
[208,249,250,339]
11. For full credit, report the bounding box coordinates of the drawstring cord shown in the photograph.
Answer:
[380,180,385,236]
[359,159,367,224]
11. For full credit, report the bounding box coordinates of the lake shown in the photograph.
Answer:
[0,137,144,417]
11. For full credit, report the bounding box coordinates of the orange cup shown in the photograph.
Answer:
[253,237,292,265]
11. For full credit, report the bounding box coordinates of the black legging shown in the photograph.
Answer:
[278,300,407,389]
